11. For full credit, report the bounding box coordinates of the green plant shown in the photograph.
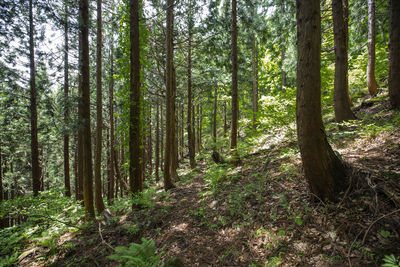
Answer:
[383,254,400,267]
[107,238,164,267]
[379,229,391,238]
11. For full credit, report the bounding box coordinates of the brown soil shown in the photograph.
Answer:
[20,96,400,267]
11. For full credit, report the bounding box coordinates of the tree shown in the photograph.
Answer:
[94,0,105,214]
[251,2,258,129]
[213,87,217,150]
[332,0,356,122]
[63,0,71,197]
[0,147,4,228]
[187,1,196,169]
[129,0,142,194]
[389,0,400,108]
[79,0,95,217]
[296,0,347,201]
[367,0,379,97]
[164,0,175,190]
[155,101,160,182]
[108,33,115,201]
[29,0,41,196]
[230,0,239,162]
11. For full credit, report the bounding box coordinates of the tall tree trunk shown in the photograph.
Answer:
[148,108,153,176]
[164,0,175,190]
[2,159,9,227]
[129,0,142,194]
[223,101,227,135]
[63,1,71,197]
[180,105,184,160]
[171,66,179,181]
[192,105,195,154]
[74,135,79,200]
[187,17,196,168]
[0,148,5,229]
[281,48,287,91]
[108,35,115,202]
[94,0,105,214]
[230,0,239,163]
[29,0,41,196]
[80,0,95,218]
[107,130,112,201]
[213,88,217,150]
[296,0,347,202]
[155,101,160,182]
[77,24,84,203]
[199,104,202,148]
[196,103,200,153]
[252,33,258,129]
[332,0,356,122]
[389,0,400,108]
[160,103,164,172]
[367,0,379,97]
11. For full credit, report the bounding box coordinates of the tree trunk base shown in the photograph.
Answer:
[211,151,226,164]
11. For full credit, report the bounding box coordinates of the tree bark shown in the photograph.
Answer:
[252,33,258,129]
[230,0,239,163]
[164,0,175,190]
[332,0,356,122]
[63,0,71,197]
[223,101,227,135]
[192,105,195,154]
[108,35,115,202]
[367,0,379,97]
[155,101,160,182]
[0,148,5,229]
[389,0,400,108]
[213,87,217,150]
[160,103,164,172]
[296,0,347,201]
[94,0,105,214]
[129,0,142,194]
[80,0,95,218]
[29,0,41,196]
[74,135,79,200]
[196,103,200,153]
[187,19,196,168]
[180,105,184,160]
[171,66,179,181]
[148,107,153,176]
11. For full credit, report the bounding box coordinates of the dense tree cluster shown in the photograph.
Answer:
[0,0,398,226]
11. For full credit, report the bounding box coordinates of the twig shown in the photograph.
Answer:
[98,222,115,251]
[347,227,365,267]
[337,171,353,209]
[361,208,400,245]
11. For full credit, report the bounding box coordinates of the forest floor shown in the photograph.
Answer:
[20,94,400,267]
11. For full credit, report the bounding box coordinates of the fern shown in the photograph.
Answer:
[383,254,400,267]
[107,238,164,267]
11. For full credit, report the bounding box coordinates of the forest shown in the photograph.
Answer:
[0,0,399,266]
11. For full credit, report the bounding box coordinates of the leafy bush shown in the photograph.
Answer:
[107,238,164,267]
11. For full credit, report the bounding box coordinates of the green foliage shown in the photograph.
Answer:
[257,88,296,133]
[383,254,400,267]
[107,238,164,267]
[0,190,84,264]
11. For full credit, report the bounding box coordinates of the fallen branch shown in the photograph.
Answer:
[98,222,115,251]
[361,208,400,245]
